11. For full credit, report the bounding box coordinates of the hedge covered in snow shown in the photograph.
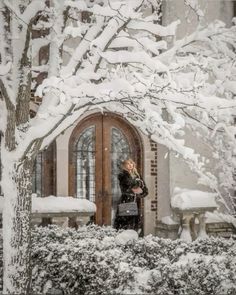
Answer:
[1,225,236,294]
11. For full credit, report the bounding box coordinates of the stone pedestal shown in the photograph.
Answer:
[180,214,192,242]
[172,206,217,241]
[198,214,208,239]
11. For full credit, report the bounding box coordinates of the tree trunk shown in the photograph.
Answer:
[2,152,34,294]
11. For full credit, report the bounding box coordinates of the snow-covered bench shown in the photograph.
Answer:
[32,195,96,227]
[0,195,96,228]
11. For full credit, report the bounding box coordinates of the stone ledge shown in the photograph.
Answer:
[31,211,94,218]
[206,222,235,229]
[206,222,236,237]
[155,221,179,240]
[156,221,179,230]
[0,211,95,228]
[172,207,217,215]
[156,221,236,240]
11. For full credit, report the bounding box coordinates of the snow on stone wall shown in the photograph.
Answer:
[0,195,96,214]
[171,187,218,210]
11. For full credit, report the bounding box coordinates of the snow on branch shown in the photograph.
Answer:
[64,0,87,11]
[61,17,104,77]
[100,51,169,73]
[109,34,167,55]
[127,19,180,37]
[1,0,236,209]
[0,62,11,77]
[21,0,45,25]
[184,0,204,19]
[0,4,7,65]
[3,0,22,22]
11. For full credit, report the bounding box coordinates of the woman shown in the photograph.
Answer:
[114,159,148,233]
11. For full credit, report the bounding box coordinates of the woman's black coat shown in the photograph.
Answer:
[118,170,148,202]
[114,169,148,232]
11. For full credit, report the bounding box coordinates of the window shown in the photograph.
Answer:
[32,141,56,197]
[32,152,43,197]
[75,126,96,201]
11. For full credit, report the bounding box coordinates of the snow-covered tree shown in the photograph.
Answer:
[0,0,236,293]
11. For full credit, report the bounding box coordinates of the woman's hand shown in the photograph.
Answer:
[132,187,143,194]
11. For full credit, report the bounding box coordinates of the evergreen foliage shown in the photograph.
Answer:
[0,225,236,294]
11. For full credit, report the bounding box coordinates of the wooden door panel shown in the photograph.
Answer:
[102,114,112,225]
[103,113,142,226]
[69,113,143,226]
[94,115,103,225]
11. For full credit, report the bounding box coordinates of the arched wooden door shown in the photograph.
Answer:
[69,113,143,226]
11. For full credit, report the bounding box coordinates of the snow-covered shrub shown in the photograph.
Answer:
[191,237,236,255]
[30,226,236,295]
[31,225,140,294]
[0,226,236,294]
[32,224,118,244]
[147,254,236,295]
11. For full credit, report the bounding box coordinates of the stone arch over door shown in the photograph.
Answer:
[69,112,143,226]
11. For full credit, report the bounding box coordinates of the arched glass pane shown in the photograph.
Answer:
[76,126,95,202]
[111,127,132,224]
[32,153,43,197]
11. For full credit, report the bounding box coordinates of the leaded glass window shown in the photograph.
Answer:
[111,127,133,224]
[75,126,95,202]
[32,153,43,197]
